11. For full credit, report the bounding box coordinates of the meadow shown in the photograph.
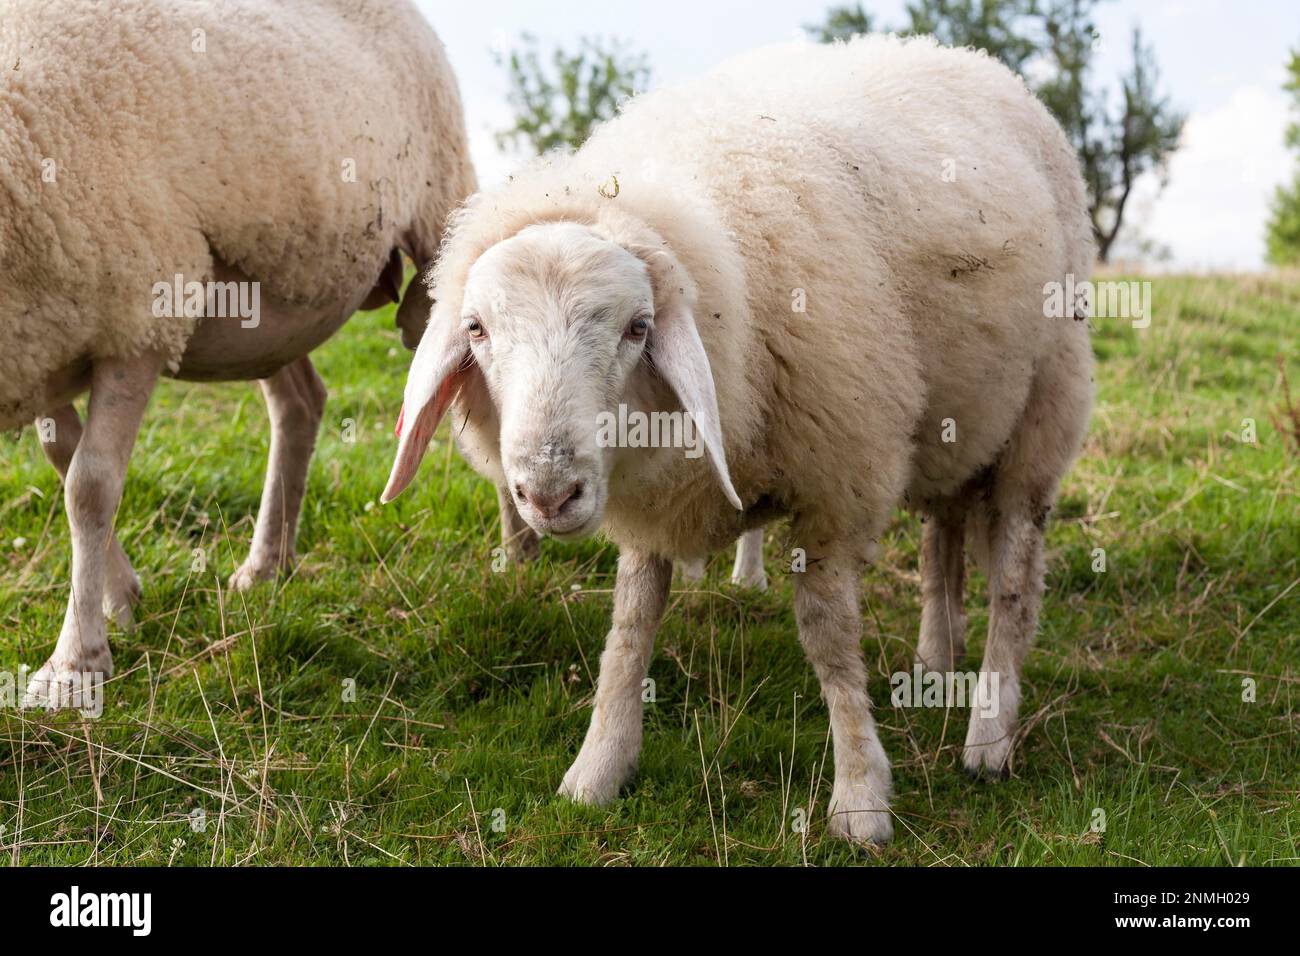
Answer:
[1,273,1296,865]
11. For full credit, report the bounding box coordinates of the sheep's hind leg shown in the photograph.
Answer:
[962,346,1087,777]
[559,550,671,804]
[795,545,893,844]
[37,404,142,630]
[962,504,1044,777]
[675,556,706,583]
[915,502,967,672]
[731,527,767,590]
[25,353,161,709]
[675,528,766,587]
[229,356,326,591]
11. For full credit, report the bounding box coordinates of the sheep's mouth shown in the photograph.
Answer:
[541,513,602,541]
[526,506,601,540]
[517,483,605,540]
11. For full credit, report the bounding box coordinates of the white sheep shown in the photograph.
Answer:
[385,34,1095,845]
[0,0,475,704]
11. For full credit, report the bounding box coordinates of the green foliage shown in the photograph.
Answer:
[1039,7,1184,261]
[905,0,1038,72]
[806,0,1186,263]
[1265,48,1300,266]
[804,4,873,43]
[494,34,650,155]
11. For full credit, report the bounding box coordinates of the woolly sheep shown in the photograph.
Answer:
[0,0,476,704]
[384,34,1095,844]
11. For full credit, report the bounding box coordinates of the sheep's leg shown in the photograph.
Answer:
[916,504,966,671]
[37,404,141,630]
[731,527,767,590]
[25,353,161,708]
[496,483,540,562]
[795,549,893,844]
[677,528,766,587]
[675,556,706,583]
[229,356,326,591]
[962,505,1044,776]
[558,550,672,804]
[962,343,1087,776]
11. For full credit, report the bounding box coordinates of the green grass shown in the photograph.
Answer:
[1,273,1297,866]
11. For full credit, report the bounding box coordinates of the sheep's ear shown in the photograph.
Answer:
[650,305,743,511]
[381,310,470,503]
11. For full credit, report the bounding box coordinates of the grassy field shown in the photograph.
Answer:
[1,273,1296,866]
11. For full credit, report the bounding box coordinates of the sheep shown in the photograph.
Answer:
[382,34,1095,845]
[0,0,476,705]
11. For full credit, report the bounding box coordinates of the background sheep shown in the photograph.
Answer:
[383,35,1094,844]
[0,0,475,703]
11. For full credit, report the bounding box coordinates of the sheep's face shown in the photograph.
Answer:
[459,223,652,538]
[381,221,742,536]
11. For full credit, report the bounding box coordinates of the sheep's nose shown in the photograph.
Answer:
[515,481,581,519]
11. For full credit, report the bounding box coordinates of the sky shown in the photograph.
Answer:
[415,0,1299,271]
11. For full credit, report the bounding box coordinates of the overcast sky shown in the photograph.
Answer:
[415,0,1298,271]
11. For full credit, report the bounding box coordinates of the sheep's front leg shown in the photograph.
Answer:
[558,550,671,804]
[795,549,893,844]
[496,483,540,562]
[229,356,326,591]
[25,353,161,708]
[37,404,141,630]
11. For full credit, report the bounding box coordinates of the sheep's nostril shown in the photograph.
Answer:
[520,482,580,520]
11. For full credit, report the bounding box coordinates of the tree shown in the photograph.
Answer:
[805,0,1185,262]
[804,4,873,43]
[1038,5,1183,261]
[1265,47,1300,267]
[494,34,650,156]
[904,0,1038,73]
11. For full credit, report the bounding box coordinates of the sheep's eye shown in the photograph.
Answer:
[626,316,650,340]
[466,317,487,339]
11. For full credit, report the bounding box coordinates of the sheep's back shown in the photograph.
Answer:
[0,0,468,426]
[591,36,1094,549]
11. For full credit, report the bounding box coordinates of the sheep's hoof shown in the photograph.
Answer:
[962,717,1015,778]
[964,761,1012,782]
[228,557,291,593]
[23,655,111,714]
[826,782,893,845]
[730,566,768,591]
[557,753,630,806]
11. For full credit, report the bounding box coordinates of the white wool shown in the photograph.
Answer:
[0,0,475,428]
[409,35,1094,561]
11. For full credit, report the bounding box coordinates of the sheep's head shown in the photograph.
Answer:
[380,220,741,539]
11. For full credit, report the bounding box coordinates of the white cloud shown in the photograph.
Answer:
[1128,84,1293,271]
